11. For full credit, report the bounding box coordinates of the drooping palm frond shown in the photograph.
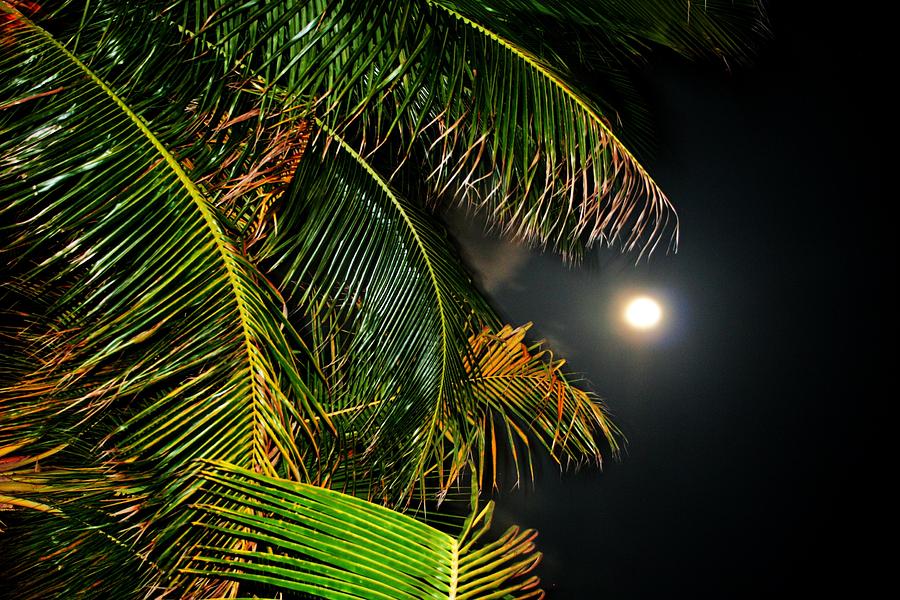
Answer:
[183,460,544,599]
[161,0,741,260]
[173,0,765,260]
[411,0,767,238]
[395,0,675,260]
[1,0,327,474]
[415,0,767,166]
[458,0,768,64]
[463,324,621,489]
[0,6,338,594]
[0,17,343,572]
[259,124,497,501]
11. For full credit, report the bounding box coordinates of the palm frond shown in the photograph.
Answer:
[448,0,768,64]
[0,3,325,484]
[170,0,426,132]
[260,124,495,501]
[416,0,766,160]
[406,0,676,260]
[183,460,544,599]
[464,324,621,489]
[0,446,164,598]
[1,2,767,597]
[0,8,340,593]
[164,0,684,259]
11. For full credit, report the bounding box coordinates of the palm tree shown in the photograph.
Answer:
[0,1,765,597]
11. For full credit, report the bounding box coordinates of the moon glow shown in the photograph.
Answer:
[624,296,663,330]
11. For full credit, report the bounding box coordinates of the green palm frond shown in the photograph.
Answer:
[173,1,766,260]
[0,8,335,593]
[456,0,768,63]
[0,4,325,481]
[0,444,165,598]
[415,0,767,197]
[165,0,717,259]
[408,0,677,260]
[171,0,427,133]
[260,124,496,501]
[183,460,543,599]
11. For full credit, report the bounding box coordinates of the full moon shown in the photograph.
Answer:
[624,296,662,329]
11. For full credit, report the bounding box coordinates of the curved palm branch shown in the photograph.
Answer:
[409,0,676,259]
[0,4,326,482]
[169,0,730,258]
[178,1,764,259]
[413,0,764,256]
[183,460,544,599]
[454,0,767,64]
[0,6,337,594]
[260,124,496,501]
[1,455,541,598]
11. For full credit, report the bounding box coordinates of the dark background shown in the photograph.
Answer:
[454,3,888,597]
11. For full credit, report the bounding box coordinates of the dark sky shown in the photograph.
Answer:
[453,4,887,598]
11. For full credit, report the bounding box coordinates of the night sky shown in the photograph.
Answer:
[452,4,887,598]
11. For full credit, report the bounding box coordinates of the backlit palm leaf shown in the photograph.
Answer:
[0,7,335,594]
[405,0,674,259]
[184,460,544,599]
[170,0,426,133]
[170,0,733,258]
[464,324,621,488]
[179,1,764,259]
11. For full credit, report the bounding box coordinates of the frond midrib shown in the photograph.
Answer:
[449,537,459,599]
